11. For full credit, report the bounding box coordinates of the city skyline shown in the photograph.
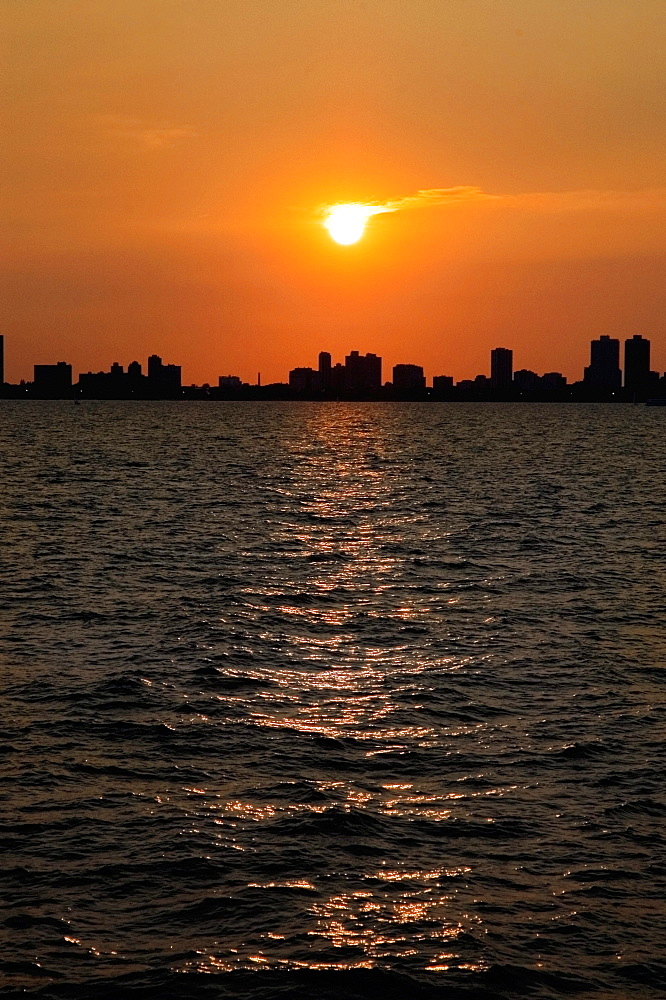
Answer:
[3,2,666,386]
[4,325,665,390]
[3,332,663,401]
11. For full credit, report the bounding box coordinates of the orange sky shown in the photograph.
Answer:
[2,0,666,385]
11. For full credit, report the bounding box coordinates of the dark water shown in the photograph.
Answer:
[1,401,665,1000]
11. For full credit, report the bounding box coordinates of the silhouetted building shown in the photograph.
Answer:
[432,375,454,393]
[331,363,346,394]
[345,351,381,393]
[456,375,492,395]
[78,370,113,396]
[542,372,567,390]
[34,362,72,395]
[147,354,181,395]
[491,348,513,388]
[513,369,540,391]
[109,363,125,393]
[318,352,332,391]
[218,375,243,389]
[392,364,426,391]
[584,335,621,391]
[126,361,144,393]
[624,335,650,396]
[0,334,3,385]
[163,363,181,392]
[289,367,319,393]
[78,371,103,394]
[147,354,161,380]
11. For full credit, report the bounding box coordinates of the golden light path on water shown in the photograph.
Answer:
[162,407,518,976]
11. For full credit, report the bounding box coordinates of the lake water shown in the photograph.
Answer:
[1,401,665,1000]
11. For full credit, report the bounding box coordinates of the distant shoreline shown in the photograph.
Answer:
[1,390,659,404]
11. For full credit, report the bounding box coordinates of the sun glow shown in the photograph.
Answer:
[323,203,381,245]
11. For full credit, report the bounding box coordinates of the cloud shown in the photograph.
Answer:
[322,185,666,219]
[321,186,493,219]
[381,186,497,212]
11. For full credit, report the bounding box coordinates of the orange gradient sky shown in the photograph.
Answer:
[2,0,666,385]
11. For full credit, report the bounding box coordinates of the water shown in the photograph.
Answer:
[1,401,665,1000]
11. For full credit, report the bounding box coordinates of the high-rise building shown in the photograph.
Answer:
[432,375,454,394]
[0,334,4,385]
[392,364,426,391]
[148,354,163,380]
[147,354,181,395]
[330,363,346,394]
[513,369,540,391]
[490,347,513,388]
[289,367,320,393]
[33,362,72,395]
[624,335,650,395]
[318,351,332,391]
[344,351,381,393]
[584,335,621,391]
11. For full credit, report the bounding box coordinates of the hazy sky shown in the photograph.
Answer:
[3,0,665,384]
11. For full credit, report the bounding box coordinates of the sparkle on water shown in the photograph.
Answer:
[2,400,665,999]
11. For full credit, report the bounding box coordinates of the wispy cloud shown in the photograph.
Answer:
[381,186,497,212]
[322,185,666,218]
[321,186,492,218]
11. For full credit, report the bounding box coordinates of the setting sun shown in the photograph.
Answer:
[323,203,380,245]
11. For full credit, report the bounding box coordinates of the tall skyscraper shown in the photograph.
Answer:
[318,351,332,391]
[584,335,621,391]
[345,351,381,392]
[148,354,163,380]
[490,347,513,388]
[147,354,181,394]
[0,334,4,385]
[624,335,650,394]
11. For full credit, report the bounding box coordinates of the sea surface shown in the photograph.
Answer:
[1,401,665,1000]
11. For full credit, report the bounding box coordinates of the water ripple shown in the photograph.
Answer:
[1,401,665,999]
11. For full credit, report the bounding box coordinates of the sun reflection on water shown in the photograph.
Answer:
[170,407,505,977]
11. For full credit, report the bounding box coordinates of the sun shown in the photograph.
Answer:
[323,203,378,245]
